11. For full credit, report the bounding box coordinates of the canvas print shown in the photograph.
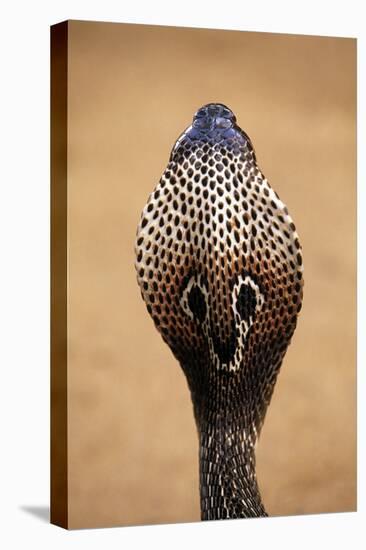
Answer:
[51,20,356,529]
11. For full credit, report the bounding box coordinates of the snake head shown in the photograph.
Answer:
[192,103,236,130]
[135,103,303,432]
[171,103,255,162]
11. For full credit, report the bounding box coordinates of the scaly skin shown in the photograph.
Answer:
[135,103,304,520]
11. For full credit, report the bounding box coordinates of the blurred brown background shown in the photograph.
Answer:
[66,20,356,528]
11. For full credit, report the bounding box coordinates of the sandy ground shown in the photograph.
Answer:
[64,20,356,528]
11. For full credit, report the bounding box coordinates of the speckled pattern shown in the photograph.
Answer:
[135,103,304,520]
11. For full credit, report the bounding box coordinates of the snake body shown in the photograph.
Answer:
[135,104,303,520]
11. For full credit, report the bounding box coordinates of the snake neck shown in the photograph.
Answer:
[198,414,267,520]
[185,358,274,520]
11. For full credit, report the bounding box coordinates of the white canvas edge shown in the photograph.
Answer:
[0,1,363,549]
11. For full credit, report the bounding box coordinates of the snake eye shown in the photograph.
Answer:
[237,283,257,324]
[188,285,207,323]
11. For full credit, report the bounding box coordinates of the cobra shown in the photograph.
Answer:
[134,103,304,520]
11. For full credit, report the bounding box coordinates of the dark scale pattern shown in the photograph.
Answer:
[134,103,304,520]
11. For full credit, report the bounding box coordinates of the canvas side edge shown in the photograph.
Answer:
[50,20,68,530]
